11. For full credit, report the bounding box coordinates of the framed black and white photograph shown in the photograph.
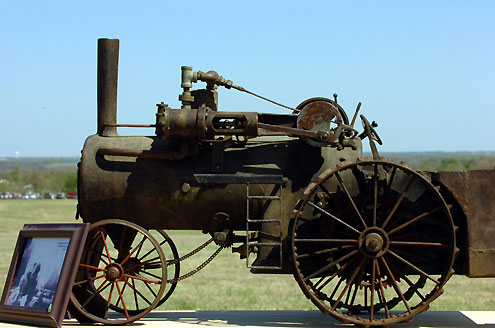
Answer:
[0,223,88,328]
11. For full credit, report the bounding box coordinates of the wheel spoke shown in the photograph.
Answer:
[87,246,109,266]
[347,259,367,314]
[135,235,147,260]
[307,201,360,234]
[344,284,353,310]
[363,286,368,308]
[375,260,390,318]
[391,226,447,241]
[143,280,158,298]
[82,279,110,308]
[295,238,357,244]
[370,258,376,321]
[386,166,397,194]
[132,279,139,310]
[334,172,367,229]
[389,241,446,247]
[317,183,333,198]
[315,259,355,292]
[139,268,164,281]
[79,263,105,272]
[73,273,106,286]
[381,175,415,229]
[125,257,161,271]
[332,257,367,310]
[124,273,161,285]
[115,282,130,320]
[142,258,163,269]
[121,235,147,266]
[304,249,359,281]
[380,257,411,313]
[100,229,113,264]
[297,245,356,259]
[401,274,426,302]
[329,276,345,301]
[387,250,440,285]
[115,281,128,307]
[391,247,441,266]
[138,239,159,261]
[388,206,443,235]
[123,278,153,307]
[104,282,115,320]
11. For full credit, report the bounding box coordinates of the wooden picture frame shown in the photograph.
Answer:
[0,223,89,328]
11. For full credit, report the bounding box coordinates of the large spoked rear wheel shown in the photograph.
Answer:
[292,159,457,327]
[69,219,167,325]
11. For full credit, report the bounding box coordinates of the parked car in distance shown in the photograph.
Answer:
[56,192,66,199]
[68,192,78,199]
[0,192,12,199]
[44,192,55,199]
[21,192,37,199]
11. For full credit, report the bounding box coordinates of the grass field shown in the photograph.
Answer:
[0,200,493,312]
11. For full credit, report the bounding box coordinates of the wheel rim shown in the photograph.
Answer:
[292,159,457,326]
[70,220,167,325]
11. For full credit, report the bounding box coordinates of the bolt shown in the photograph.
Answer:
[181,183,191,193]
[364,233,383,253]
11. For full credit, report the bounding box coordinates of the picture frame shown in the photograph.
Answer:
[0,223,89,328]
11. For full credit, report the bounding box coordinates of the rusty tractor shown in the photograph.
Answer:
[68,39,495,327]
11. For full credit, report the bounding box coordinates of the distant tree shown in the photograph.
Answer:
[461,157,476,170]
[439,158,462,171]
[63,172,77,193]
[27,170,43,192]
[9,166,20,185]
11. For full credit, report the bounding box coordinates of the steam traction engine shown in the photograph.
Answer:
[69,39,495,327]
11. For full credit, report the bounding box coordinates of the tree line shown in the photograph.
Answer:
[0,165,77,194]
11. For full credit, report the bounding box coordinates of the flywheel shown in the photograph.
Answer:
[291,159,457,326]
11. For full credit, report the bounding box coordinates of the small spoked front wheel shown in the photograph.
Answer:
[69,219,167,325]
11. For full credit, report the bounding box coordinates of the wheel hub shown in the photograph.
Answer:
[364,232,383,253]
[358,227,389,258]
[105,264,123,281]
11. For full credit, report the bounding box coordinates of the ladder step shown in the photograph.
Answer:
[247,219,282,223]
[250,265,282,270]
[247,195,281,200]
[248,242,281,247]
[195,174,283,184]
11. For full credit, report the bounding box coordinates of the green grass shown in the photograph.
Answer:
[0,200,493,312]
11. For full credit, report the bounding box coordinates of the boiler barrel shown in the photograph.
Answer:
[78,134,362,231]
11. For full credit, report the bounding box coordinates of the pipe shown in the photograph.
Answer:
[96,142,190,161]
[97,38,119,136]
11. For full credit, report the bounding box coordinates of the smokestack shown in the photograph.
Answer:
[97,38,119,136]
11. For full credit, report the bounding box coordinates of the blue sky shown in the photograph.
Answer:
[1,1,494,156]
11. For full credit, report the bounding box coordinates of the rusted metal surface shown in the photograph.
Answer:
[97,39,119,137]
[431,170,495,277]
[79,134,361,232]
[297,100,342,133]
